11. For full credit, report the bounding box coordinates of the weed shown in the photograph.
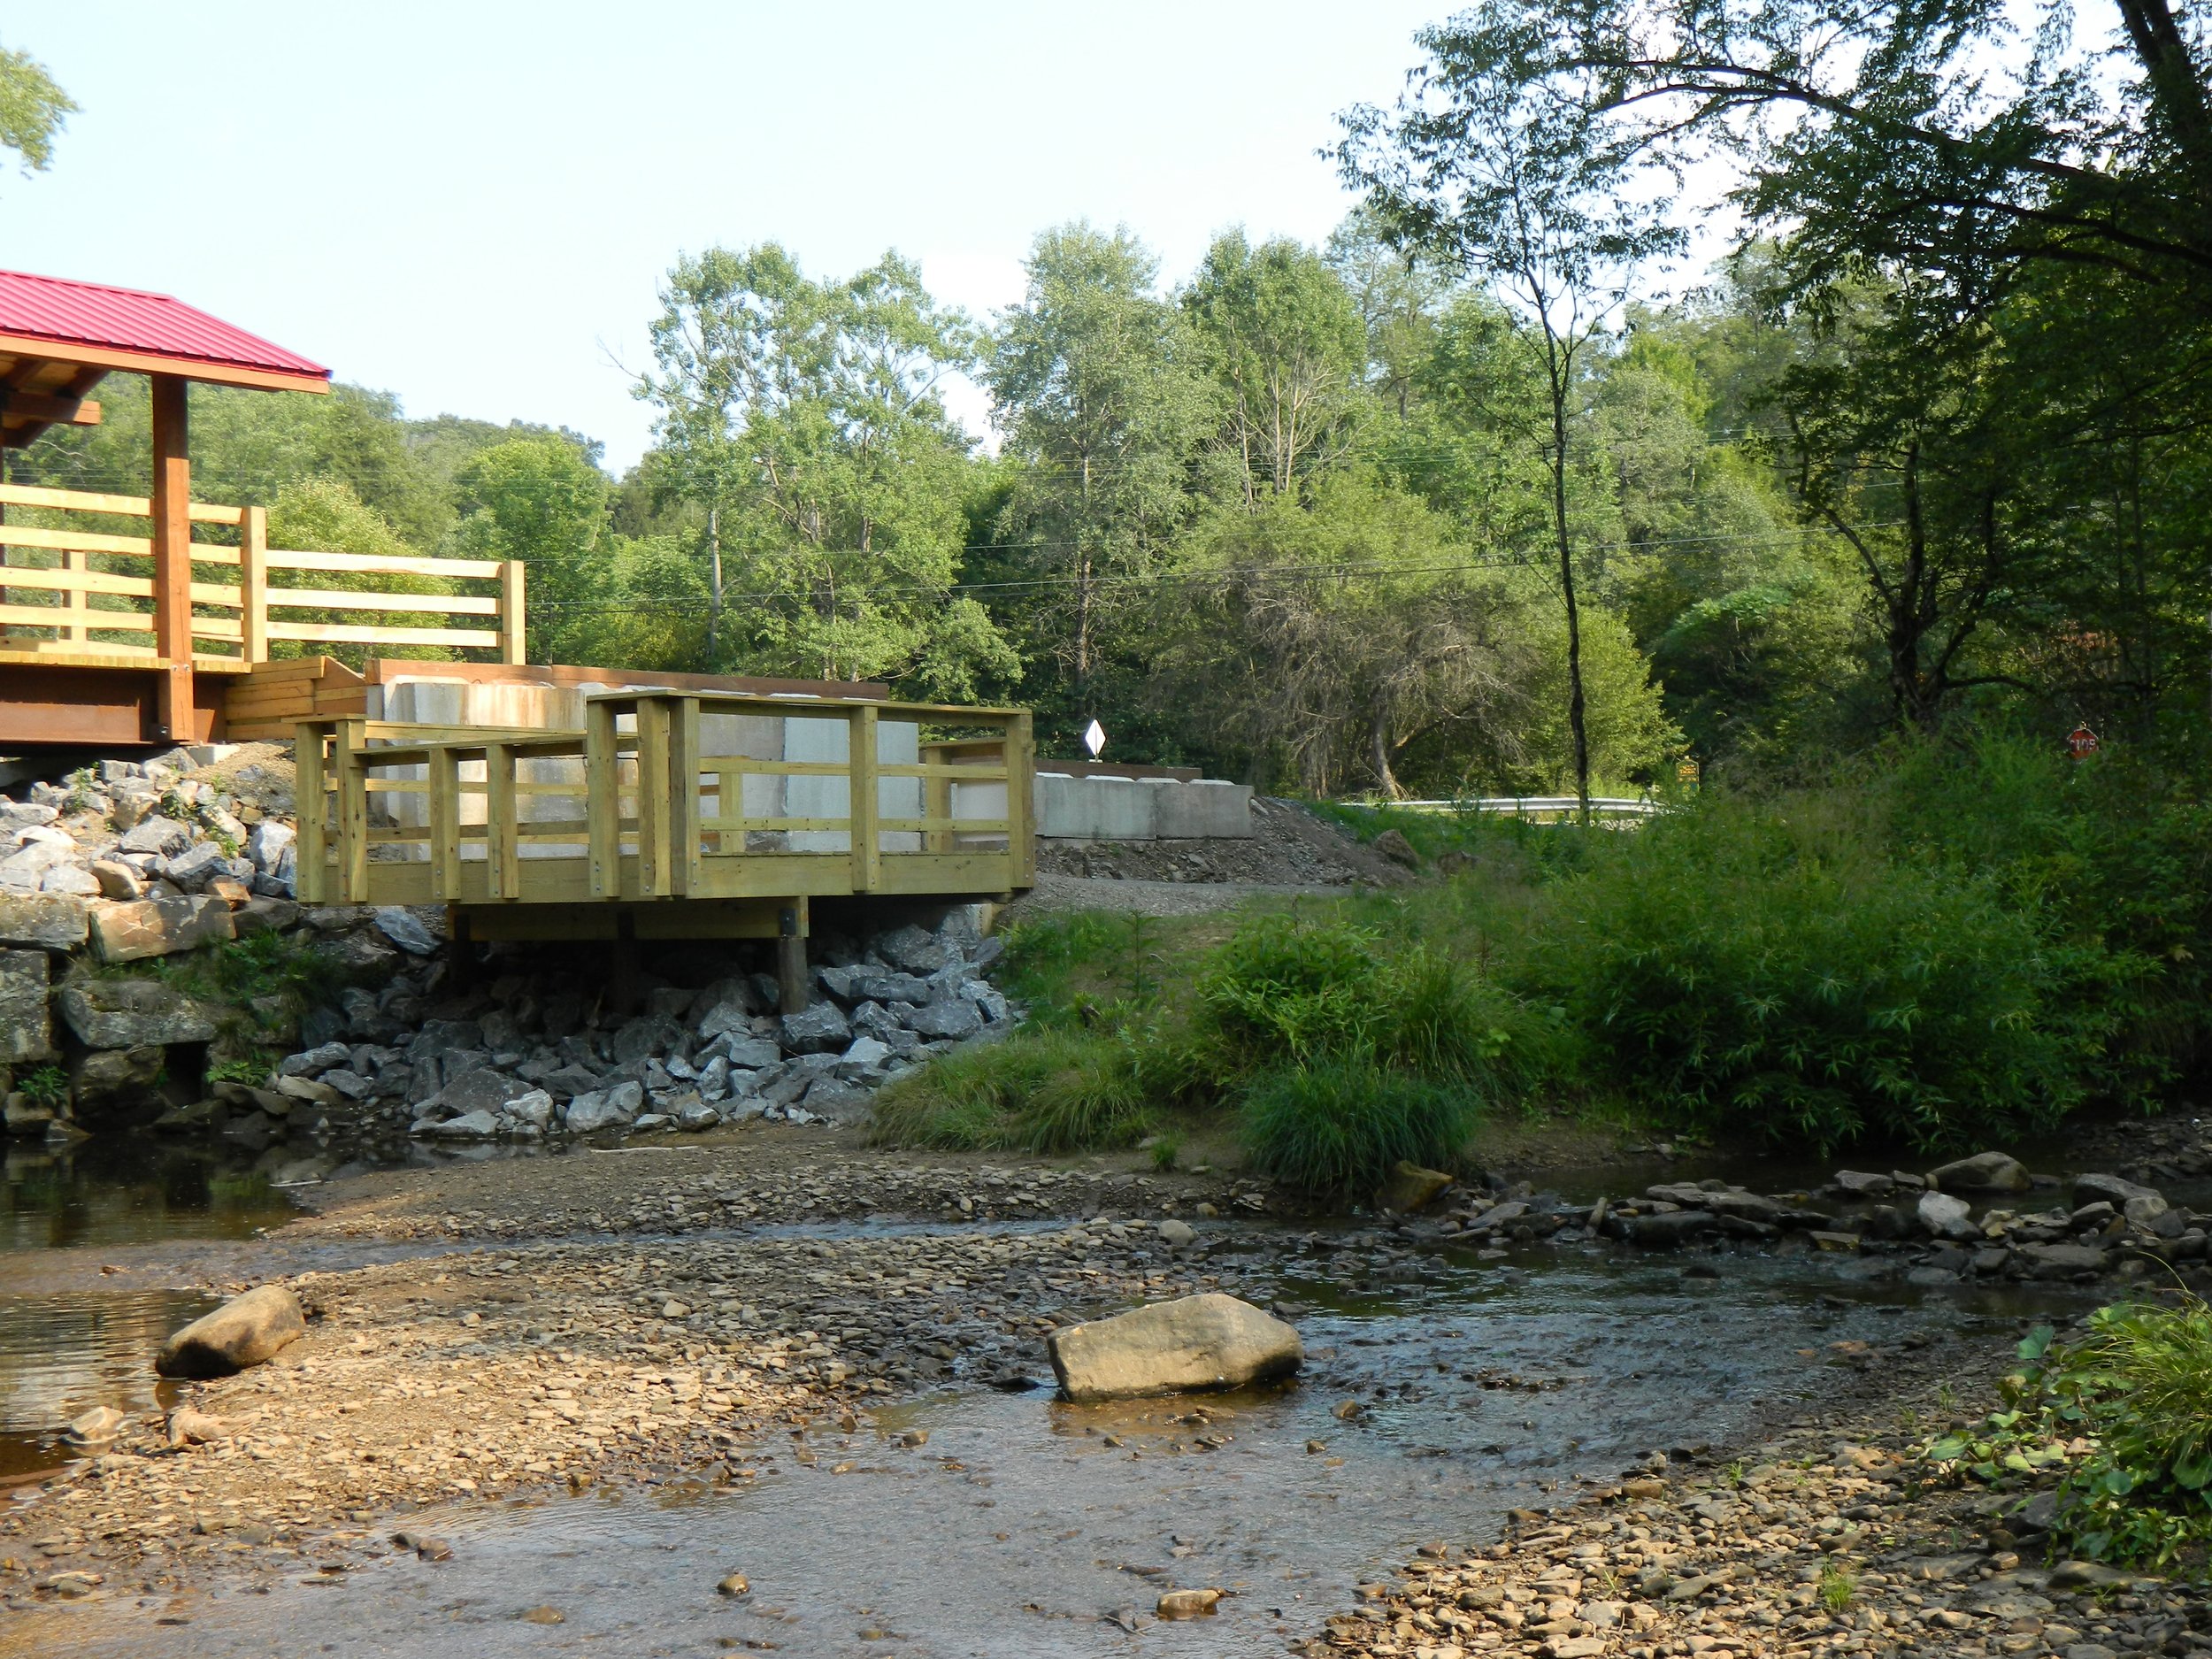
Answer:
[1816,1563,1855,1612]
[1148,1131,1182,1171]
[15,1065,67,1108]
[208,1056,276,1088]
[1239,1062,1480,1196]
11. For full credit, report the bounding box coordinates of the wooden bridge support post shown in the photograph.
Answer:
[240,504,269,664]
[150,374,194,740]
[848,703,879,893]
[777,902,809,1014]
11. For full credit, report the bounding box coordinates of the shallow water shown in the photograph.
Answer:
[24,1251,2089,1658]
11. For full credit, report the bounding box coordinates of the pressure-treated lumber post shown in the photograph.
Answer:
[294,722,326,903]
[1005,710,1036,888]
[924,746,953,854]
[636,696,671,897]
[672,696,699,895]
[56,548,81,644]
[239,504,268,663]
[485,741,518,899]
[498,559,526,664]
[334,719,368,902]
[585,700,618,897]
[149,374,194,739]
[848,702,879,893]
[776,901,809,1013]
[427,745,460,901]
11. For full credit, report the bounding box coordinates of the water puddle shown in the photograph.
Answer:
[25,1253,2090,1658]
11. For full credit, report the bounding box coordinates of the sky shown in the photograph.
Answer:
[5,2,1458,472]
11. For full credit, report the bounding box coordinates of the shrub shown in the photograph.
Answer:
[1240,1062,1480,1195]
[1925,1298,2212,1575]
[16,1065,67,1108]
[1517,793,2099,1151]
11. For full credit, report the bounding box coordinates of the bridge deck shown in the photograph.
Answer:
[297,688,1036,941]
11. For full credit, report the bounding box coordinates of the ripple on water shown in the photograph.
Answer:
[23,1252,2092,1658]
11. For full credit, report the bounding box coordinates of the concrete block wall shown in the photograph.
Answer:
[1029,772,1253,841]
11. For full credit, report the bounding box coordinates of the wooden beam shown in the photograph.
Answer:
[0,334,330,395]
[499,559,526,664]
[334,719,368,902]
[485,741,518,898]
[427,746,460,901]
[2,391,99,426]
[294,725,326,902]
[239,504,268,663]
[1007,711,1036,887]
[585,699,618,897]
[672,695,699,895]
[848,702,880,893]
[149,374,193,740]
[635,696,672,897]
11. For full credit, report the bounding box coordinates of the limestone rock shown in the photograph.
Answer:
[118,815,194,856]
[0,949,52,1063]
[1156,1588,1223,1619]
[1832,1170,1896,1198]
[69,1045,165,1117]
[1379,1160,1455,1213]
[58,979,219,1048]
[2074,1171,2163,1210]
[0,892,88,950]
[155,1285,305,1379]
[1917,1190,1978,1240]
[779,1002,852,1054]
[165,1407,234,1447]
[1925,1151,2033,1194]
[88,894,234,963]
[163,841,231,891]
[909,997,981,1041]
[565,1079,644,1134]
[1157,1218,1197,1248]
[1046,1292,1302,1402]
[373,906,440,956]
[424,1068,534,1118]
[414,1109,499,1139]
[88,858,145,902]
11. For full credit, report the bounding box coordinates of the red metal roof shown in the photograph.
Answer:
[0,268,329,385]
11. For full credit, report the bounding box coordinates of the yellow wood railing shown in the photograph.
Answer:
[295,691,1036,916]
[0,481,525,665]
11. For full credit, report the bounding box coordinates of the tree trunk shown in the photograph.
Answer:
[1546,339,1592,823]
[1368,704,1401,799]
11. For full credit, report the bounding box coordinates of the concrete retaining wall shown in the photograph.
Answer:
[1033,772,1252,841]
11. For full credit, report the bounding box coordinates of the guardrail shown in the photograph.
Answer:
[295,691,1037,919]
[0,481,525,664]
[1343,795,1662,820]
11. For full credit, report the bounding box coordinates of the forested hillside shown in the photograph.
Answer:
[10,0,2207,804]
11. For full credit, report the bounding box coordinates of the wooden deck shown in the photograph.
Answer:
[296,690,1037,941]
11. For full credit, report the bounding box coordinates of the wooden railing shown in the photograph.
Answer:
[0,482,525,665]
[295,691,1036,914]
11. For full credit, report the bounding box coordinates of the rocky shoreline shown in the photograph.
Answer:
[1310,1346,2212,1659]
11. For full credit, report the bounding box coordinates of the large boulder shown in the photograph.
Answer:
[0,949,52,1062]
[118,815,194,857]
[1046,1293,1303,1402]
[88,894,234,963]
[779,1002,852,1055]
[2074,1172,2163,1210]
[0,893,88,950]
[564,1080,644,1134]
[1917,1190,1978,1240]
[1926,1151,2033,1194]
[421,1068,534,1119]
[58,979,219,1048]
[1378,1161,1454,1214]
[68,1044,166,1118]
[909,998,982,1041]
[412,1110,499,1139]
[155,1285,305,1379]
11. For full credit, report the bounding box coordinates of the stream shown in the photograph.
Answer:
[3,1133,2105,1658]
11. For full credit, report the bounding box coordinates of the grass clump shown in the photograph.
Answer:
[1239,1063,1480,1195]
[871,1029,1162,1154]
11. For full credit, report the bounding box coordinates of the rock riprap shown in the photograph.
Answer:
[1047,1292,1302,1401]
[154,1285,306,1379]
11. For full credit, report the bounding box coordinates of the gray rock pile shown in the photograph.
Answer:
[0,745,303,1141]
[260,911,1018,1144]
[1407,1148,2212,1294]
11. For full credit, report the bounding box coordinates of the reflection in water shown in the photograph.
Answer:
[2,1138,300,1254]
[0,1288,212,1479]
[0,1137,299,1483]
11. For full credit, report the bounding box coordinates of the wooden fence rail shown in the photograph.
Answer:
[295,692,1036,931]
[0,481,525,665]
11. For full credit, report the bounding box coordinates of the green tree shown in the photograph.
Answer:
[0,41,73,175]
[1182,231,1369,506]
[1340,4,1684,816]
[639,243,1012,695]
[451,436,612,664]
[986,223,1212,735]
